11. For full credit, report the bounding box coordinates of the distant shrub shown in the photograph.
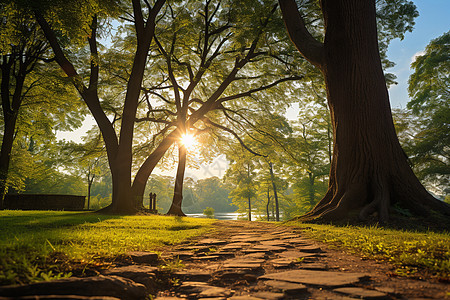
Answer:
[203,207,215,218]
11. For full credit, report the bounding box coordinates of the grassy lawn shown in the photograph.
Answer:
[0,210,215,285]
[286,221,450,278]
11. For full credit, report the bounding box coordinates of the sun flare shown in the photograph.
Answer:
[180,133,197,149]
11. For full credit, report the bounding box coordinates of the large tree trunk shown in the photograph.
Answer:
[280,0,450,223]
[166,144,187,216]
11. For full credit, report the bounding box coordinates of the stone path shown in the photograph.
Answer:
[155,221,448,300]
[0,220,448,299]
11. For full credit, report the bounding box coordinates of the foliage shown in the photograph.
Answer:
[225,148,260,221]
[393,31,450,197]
[287,221,450,278]
[0,211,214,285]
[284,100,331,217]
[203,207,215,219]
[408,31,449,114]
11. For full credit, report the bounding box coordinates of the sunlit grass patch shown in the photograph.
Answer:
[286,221,450,278]
[0,211,214,285]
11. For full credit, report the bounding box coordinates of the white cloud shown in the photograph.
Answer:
[410,50,426,64]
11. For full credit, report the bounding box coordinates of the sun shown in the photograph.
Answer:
[180,133,197,149]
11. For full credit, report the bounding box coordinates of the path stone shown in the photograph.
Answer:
[243,252,267,259]
[229,296,264,300]
[166,251,195,260]
[101,265,157,289]
[250,245,286,252]
[128,251,159,264]
[299,262,329,270]
[333,287,389,299]
[198,286,234,298]
[297,245,322,253]
[259,270,370,287]
[277,250,319,259]
[193,255,221,261]
[269,257,297,268]
[286,237,311,244]
[174,270,212,281]
[197,239,228,246]
[259,240,291,247]
[251,291,285,300]
[263,280,308,294]
[177,281,209,293]
[221,242,251,250]
[213,251,237,257]
[275,234,298,239]
[0,276,147,300]
[214,269,258,282]
[180,245,214,253]
[177,282,234,298]
[223,258,265,269]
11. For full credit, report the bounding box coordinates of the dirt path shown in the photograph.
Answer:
[155,220,448,299]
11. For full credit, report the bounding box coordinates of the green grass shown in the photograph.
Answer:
[0,210,215,285]
[286,221,450,278]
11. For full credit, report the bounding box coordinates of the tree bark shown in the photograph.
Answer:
[166,144,187,216]
[279,0,450,223]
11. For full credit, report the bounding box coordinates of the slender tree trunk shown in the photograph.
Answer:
[87,172,95,210]
[269,162,280,221]
[87,182,92,210]
[167,144,187,216]
[266,187,271,221]
[131,130,177,205]
[248,195,252,221]
[308,172,315,207]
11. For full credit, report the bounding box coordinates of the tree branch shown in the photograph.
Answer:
[278,0,325,68]
[204,117,267,157]
[217,75,304,104]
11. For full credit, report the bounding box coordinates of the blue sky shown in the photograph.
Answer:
[386,0,450,108]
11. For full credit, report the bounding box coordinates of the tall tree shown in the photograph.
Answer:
[286,103,331,216]
[128,0,305,215]
[278,0,450,222]
[405,31,449,197]
[25,0,166,213]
